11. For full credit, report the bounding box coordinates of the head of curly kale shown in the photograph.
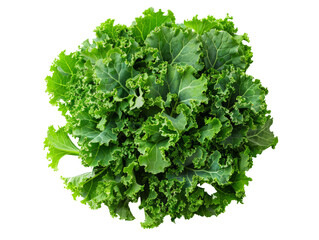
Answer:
[44,8,278,228]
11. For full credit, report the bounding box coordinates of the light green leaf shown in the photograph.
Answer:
[55,51,77,74]
[201,29,245,70]
[141,211,164,229]
[130,88,145,110]
[145,26,202,70]
[81,41,112,63]
[64,172,93,188]
[44,126,79,171]
[94,19,127,39]
[132,8,175,43]
[46,51,77,104]
[185,14,239,36]
[184,16,215,35]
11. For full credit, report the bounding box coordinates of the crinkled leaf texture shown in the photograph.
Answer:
[44,8,277,228]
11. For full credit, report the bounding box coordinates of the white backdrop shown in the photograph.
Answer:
[1,0,318,239]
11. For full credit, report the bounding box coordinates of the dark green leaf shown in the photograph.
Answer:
[95,53,138,97]
[201,29,246,70]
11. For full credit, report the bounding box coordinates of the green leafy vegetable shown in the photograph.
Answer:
[44,8,277,228]
[44,126,79,171]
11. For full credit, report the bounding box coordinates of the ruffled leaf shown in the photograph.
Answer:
[44,126,79,170]
[169,151,233,186]
[45,51,77,104]
[201,29,246,70]
[132,8,175,43]
[137,139,171,174]
[247,118,278,151]
[198,118,222,143]
[95,53,138,97]
[145,26,202,70]
[147,65,207,107]
[73,113,117,146]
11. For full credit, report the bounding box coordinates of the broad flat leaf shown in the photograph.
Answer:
[95,53,138,97]
[201,29,245,70]
[198,118,222,143]
[169,151,233,186]
[44,126,79,170]
[132,8,175,43]
[145,26,202,70]
[148,65,207,107]
[137,139,170,174]
[247,118,278,149]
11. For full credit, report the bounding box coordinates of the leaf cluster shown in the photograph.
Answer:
[44,8,277,228]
